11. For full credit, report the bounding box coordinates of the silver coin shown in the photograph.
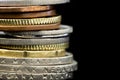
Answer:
[0,61,77,73]
[0,37,69,45]
[4,25,73,36]
[0,53,73,66]
[0,72,72,80]
[0,0,70,6]
[5,34,69,39]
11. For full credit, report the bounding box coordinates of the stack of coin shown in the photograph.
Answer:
[0,0,77,80]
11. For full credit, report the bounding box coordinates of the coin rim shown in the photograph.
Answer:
[0,0,70,6]
[0,37,69,45]
[4,25,73,35]
[0,10,56,19]
[0,53,73,65]
[0,61,77,73]
[0,6,53,12]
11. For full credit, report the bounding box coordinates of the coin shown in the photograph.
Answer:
[0,53,73,65]
[0,6,53,13]
[5,34,68,39]
[0,16,61,25]
[0,23,60,31]
[0,43,68,51]
[0,10,56,19]
[0,0,70,6]
[5,25,73,36]
[0,49,66,58]
[0,36,69,45]
[0,61,77,73]
[0,72,73,80]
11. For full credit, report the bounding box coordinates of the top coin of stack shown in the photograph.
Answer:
[0,0,77,80]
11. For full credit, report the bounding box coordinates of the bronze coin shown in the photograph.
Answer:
[0,23,60,31]
[0,6,53,13]
[0,10,56,19]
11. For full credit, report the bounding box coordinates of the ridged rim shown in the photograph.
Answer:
[0,16,61,25]
[0,43,68,51]
[0,36,69,45]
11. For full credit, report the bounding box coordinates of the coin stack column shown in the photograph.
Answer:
[0,0,77,80]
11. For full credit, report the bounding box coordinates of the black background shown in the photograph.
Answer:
[55,0,81,80]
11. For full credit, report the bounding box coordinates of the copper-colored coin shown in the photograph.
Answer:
[0,10,56,19]
[0,6,53,13]
[0,23,60,31]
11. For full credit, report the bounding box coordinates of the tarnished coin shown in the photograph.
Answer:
[0,23,60,31]
[0,6,53,12]
[0,10,56,19]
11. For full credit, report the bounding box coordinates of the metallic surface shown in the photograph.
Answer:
[6,34,69,39]
[0,16,61,25]
[0,72,72,80]
[0,0,70,6]
[0,61,77,73]
[0,37,69,45]
[0,49,65,58]
[0,10,56,19]
[0,53,73,66]
[5,25,73,36]
[0,43,68,51]
[0,23,60,31]
[0,6,53,13]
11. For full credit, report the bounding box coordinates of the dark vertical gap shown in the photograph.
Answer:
[55,1,81,80]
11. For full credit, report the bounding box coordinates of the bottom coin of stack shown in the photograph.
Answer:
[0,25,77,80]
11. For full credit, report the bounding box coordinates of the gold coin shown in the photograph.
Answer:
[0,49,65,58]
[0,16,61,25]
[0,43,68,51]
